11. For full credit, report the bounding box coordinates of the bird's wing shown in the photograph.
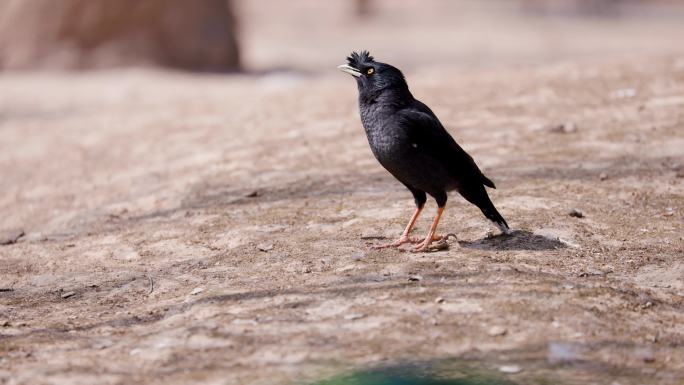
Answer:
[397,107,496,189]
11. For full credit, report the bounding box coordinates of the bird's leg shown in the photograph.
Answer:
[372,206,423,249]
[412,206,445,252]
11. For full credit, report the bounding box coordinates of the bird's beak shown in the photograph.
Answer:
[337,64,361,78]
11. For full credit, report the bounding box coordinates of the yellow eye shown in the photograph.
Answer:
[366,68,374,75]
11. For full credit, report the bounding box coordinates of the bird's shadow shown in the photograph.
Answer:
[458,230,567,251]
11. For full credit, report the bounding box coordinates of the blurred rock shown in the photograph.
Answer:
[487,326,508,336]
[498,365,522,374]
[548,342,584,364]
[550,122,578,134]
[0,0,239,71]
[568,208,584,218]
[0,228,24,245]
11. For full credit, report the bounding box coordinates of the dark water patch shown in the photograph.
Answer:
[308,361,516,385]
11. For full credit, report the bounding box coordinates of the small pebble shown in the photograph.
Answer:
[190,287,204,295]
[351,251,365,261]
[92,339,113,350]
[408,275,422,282]
[568,209,584,218]
[599,172,608,181]
[434,297,445,304]
[550,122,577,134]
[61,291,76,299]
[344,313,365,320]
[498,365,522,374]
[257,243,273,252]
[487,326,508,336]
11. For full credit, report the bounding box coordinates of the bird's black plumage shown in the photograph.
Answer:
[339,51,509,249]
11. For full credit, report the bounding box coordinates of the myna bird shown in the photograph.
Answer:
[338,51,510,252]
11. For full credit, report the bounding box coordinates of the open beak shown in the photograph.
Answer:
[337,64,361,78]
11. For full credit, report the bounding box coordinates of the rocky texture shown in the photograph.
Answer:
[0,0,239,71]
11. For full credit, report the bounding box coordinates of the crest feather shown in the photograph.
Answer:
[346,50,374,68]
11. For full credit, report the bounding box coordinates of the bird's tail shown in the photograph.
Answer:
[480,200,510,234]
[462,187,510,234]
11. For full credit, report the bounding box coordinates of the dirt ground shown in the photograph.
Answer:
[1,2,684,385]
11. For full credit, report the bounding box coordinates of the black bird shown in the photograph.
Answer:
[338,51,510,251]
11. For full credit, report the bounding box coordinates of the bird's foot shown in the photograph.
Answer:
[371,235,420,249]
[410,233,457,252]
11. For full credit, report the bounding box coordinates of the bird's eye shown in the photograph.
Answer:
[366,68,375,75]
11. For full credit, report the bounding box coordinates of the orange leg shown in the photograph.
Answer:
[412,206,445,252]
[372,206,423,249]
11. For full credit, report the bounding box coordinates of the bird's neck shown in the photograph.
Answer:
[358,85,414,110]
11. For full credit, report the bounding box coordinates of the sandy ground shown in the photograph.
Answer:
[2,2,684,385]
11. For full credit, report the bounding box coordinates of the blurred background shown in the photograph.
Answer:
[1,0,684,73]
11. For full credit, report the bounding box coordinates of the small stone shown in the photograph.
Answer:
[664,207,674,217]
[0,320,10,327]
[633,347,655,363]
[245,190,259,198]
[568,209,584,218]
[408,275,422,282]
[351,251,365,261]
[562,122,577,133]
[599,172,608,181]
[548,342,584,363]
[0,228,25,245]
[550,122,577,134]
[344,313,365,320]
[92,339,113,350]
[190,287,204,295]
[498,365,522,374]
[257,243,273,252]
[487,326,508,336]
[61,291,76,299]
[434,297,445,304]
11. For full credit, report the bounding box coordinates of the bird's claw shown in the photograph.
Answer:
[410,233,457,253]
[371,235,419,249]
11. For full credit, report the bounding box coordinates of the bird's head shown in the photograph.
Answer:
[338,51,409,101]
